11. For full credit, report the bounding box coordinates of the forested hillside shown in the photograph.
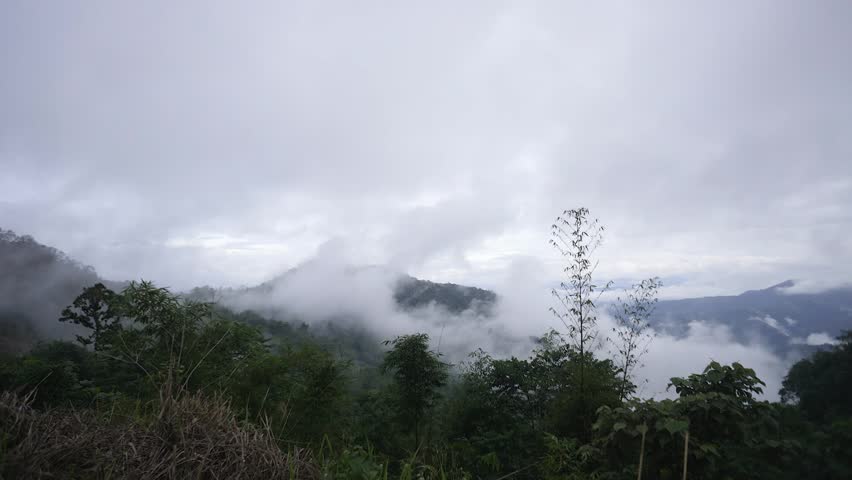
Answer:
[0,230,491,359]
[0,230,100,353]
[4,229,849,362]
[1,215,851,479]
[393,275,496,315]
[2,279,850,478]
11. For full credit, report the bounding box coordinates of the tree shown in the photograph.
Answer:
[59,282,121,351]
[382,333,448,449]
[230,342,350,445]
[579,362,805,480]
[0,341,98,407]
[781,331,852,423]
[57,281,267,401]
[549,207,611,436]
[779,332,852,479]
[609,277,661,400]
[444,333,623,479]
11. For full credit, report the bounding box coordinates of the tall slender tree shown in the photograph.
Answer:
[549,207,611,435]
[382,333,448,449]
[609,277,661,400]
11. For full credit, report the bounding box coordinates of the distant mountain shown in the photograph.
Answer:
[4,229,850,360]
[0,230,101,352]
[0,231,500,355]
[188,265,501,364]
[651,280,852,354]
[208,262,498,317]
[393,275,496,315]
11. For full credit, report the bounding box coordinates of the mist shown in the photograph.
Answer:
[0,230,99,348]
[220,241,794,400]
[0,226,803,400]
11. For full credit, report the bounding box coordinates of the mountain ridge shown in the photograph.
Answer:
[651,279,852,353]
[2,229,849,357]
[0,230,498,353]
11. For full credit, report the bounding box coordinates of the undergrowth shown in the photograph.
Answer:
[0,390,317,479]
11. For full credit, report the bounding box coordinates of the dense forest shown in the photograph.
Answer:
[1,212,851,479]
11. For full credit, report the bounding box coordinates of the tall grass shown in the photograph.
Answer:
[0,389,317,479]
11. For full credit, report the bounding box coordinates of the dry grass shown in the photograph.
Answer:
[0,390,318,479]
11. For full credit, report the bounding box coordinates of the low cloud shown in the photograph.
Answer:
[792,332,840,346]
[220,248,793,400]
[749,314,791,337]
[222,239,530,362]
[777,279,852,295]
[633,321,790,401]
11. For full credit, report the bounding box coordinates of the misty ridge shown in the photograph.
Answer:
[0,230,100,352]
[2,211,851,479]
[2,227,849,401]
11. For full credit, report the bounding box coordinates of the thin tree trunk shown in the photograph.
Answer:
[681,430,689,480]
[578,289,587,439]
[637,426,646,480]
[415,420,420,452]
[620,340,634,401]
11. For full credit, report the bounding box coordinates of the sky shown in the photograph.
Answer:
[2,1,851,298]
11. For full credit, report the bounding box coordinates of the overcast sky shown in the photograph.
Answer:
[2,1,851,296]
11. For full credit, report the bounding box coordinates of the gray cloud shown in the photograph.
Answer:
[2,0,851,298]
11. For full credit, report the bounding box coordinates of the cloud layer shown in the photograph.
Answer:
[2,1,851,298]
[220,248,794,400]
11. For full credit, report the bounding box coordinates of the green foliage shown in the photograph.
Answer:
[549,208,609,354]
[53,281,271,400]
[319,443,388,480]
[382,333,448,448]
[231,342,350,445]
[59,282,121,349]
[669,360,765,399]
[781,331,852,422]
[542,433,603,480]
[556,361,804,480]
[2,275,852,479]
[0,341,111,408]
[775,332,852,479]
[549,207,614,439]
[445,333,622,479]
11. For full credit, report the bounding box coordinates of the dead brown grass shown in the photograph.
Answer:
[0,391,318,479]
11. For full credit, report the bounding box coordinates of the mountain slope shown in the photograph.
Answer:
[0,230,100,352]
[3,229,850,359]
[213,263,498,318]
[651,280,852,353]
[1,231,500,355]
[393,275,496,315]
